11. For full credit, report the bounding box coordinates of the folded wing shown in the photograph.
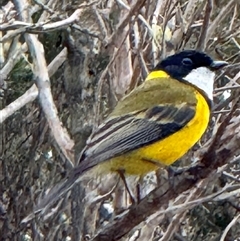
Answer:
[78,103,195,172]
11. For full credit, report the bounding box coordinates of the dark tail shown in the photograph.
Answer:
[22,166,84,223]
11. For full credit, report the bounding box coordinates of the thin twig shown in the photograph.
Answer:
[196,0,212,51]
[205,0,235,46]
[115,0,153,36]
[213,109,240,115]
[0,1,98,43]
[220,213,240,241]
[215,85,240,92]
[105,0,147,45]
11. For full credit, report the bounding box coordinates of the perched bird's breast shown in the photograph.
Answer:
[96,76,211,175]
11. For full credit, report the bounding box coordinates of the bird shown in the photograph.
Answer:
[24,50,228,220]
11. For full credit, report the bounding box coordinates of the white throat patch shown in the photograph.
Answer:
[183,67,215,100]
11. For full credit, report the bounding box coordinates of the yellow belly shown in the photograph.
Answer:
[97,90,210,175]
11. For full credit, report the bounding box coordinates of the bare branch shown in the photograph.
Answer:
[0,48,67,123]
[205,0,235,46]
[220,213,240,241]
[0,1,99,43]
[105,0,148,45]
[115,0,152,35]
[0,43,27,87]
[196,0,213,51]
[13,0,74,166]
[0,85,38,123]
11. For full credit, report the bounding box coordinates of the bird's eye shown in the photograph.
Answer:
[182,58,193,66]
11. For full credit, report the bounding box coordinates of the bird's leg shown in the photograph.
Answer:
[117,169,137,205]
[136,182,141,204]
[167,166,187,176]
[166,165,191,191]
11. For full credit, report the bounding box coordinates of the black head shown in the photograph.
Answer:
[154,50,228,80]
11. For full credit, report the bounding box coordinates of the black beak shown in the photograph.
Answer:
[210,60,228,70]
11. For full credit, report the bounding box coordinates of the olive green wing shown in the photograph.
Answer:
[78,103,195,172]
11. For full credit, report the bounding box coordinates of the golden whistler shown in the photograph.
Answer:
[31,50,228,216]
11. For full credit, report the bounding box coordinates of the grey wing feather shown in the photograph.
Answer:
[78,103,195,172]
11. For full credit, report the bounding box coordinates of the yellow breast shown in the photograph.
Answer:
[97,90,210,175]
